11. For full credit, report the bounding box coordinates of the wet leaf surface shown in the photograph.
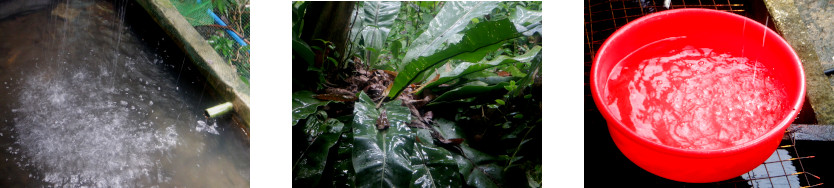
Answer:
[402,1,499,64]
[509,5,542,36]
[329,123,356,188]
[352,92,414,187]
[294,2,542,187]
[292,90,330,125]
[418,46,541,94]
[410,129,462,188]
[293,114,345,187]
[389,18,520,99]
[360,1,401,65]
[434,118,504,188]
[293,35,316,65]
[431,81,509,104]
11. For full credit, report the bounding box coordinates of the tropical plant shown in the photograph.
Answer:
[292,1,542,187]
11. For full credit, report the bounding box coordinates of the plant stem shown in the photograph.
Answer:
[505,123,537,172]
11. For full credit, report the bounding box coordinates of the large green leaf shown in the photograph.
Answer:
[349,4,365,53]
[391,40,403,60]
[402,1,499,64]
[330,124,356,188]
[417,46,541,94]
[513,50,541,97]
[434,119,504,188]
[293,114,345,187]
[431,81,509,104]
[292,90,330,125]
[459,163,504,188]
[510,5,542,36]
[352,92,414,188]
[463,71,514,85]
[292,35,315,65]
[410,129,462,188]
[360,1,401,66]
[389,18,520,99]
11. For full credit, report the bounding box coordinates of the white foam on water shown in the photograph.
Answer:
[195,120,220,135]
[606,46,788,150]
[15,72,180,186]
[0,0,249,186]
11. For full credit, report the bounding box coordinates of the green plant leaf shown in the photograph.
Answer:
[527,164,542,188]
[390,18,520,99]
[360,1,401,66]
[410,129,462,188]
[463,71,514,85]
[293,1,309,37]
[330,124,356,188]
[349,4,365,51]
[418,46,541,94]
[402,1,498,64]
[433,118,504,188]
[494,99,505,106]
[513,51,541,97]
[292,35,315,65]
[460,163,503,188]
[352,92,414,188]
[394,1,501,90]
[293,115,345,187]
[510,5,542,36]
[292,90,330,125]
[431,81,509,104]
[391,40,402,60]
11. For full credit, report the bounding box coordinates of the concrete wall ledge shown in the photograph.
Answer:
[134,0,250,129]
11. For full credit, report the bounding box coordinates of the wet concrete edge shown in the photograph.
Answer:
[786,124,834,141]
[133,0,250,128]
[765,0,834,124]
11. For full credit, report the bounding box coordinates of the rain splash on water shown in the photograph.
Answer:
[0,0,249,187]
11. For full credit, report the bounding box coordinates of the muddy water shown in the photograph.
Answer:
[0,0,249,187]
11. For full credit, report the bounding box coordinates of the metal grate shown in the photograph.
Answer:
[584,0,747,66]
[715,128,824,188]
[584,0,747,107]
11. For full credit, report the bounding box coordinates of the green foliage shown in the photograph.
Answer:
[330,126,357,187]
[401,1,498,65]
[208,35,235,60]
[410,129,462,188]
[431,81,509,104]
[434,119,505,188]
[173,0,214,26]
[351,92,414,187]
[175,0,250,85]
[510,5,542,36]
[294,2,542,187]
[348,2,401,68]
[417,45,541,94]
[390,40,402,60]
[293,111,345,187]
[360,1,401,67]
[292,90,331,125]
[389,18,520,99]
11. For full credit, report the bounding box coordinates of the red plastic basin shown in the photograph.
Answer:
[590,9,806,183]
